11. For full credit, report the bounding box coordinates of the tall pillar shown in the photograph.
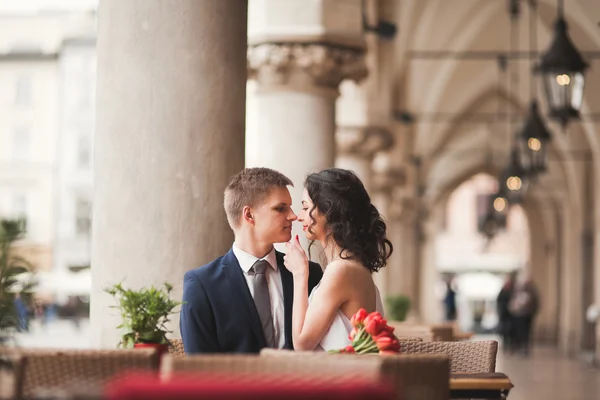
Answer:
[388,197,417,293]
[389,193,426,319]
[90,0,248,348]
[335,126,393,194]
[419,205,443,323]
[247,43,367,246]
[370,163,404,308]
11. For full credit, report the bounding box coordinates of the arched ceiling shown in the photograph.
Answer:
[389,0,598,213]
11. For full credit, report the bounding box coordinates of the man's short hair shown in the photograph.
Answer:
[224,168,293,229]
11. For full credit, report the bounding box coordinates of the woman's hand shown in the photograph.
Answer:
[284,235,309,277]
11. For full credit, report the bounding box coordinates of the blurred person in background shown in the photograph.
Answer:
[13,293,29,332]
[509,274,539,356]
[443,275,457,321]
[497,272,517,352]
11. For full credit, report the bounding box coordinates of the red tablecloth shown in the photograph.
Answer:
[107,372,395,400]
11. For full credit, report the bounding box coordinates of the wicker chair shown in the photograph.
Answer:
[388,322,435,342]
[437,322,474,341]
[0,350,24,400]
[163,353,382,381]
[259,349,449,400]
[379,354,449,400]
[389,322,455,342]
[397,336,425,343]
[429,325,454,342]
[399,340,498,373]
[168,339,185,357]
[18,348,159,399]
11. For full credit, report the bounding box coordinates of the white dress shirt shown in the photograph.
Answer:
[232,244,285,349]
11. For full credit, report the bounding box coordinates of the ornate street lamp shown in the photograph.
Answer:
[518,101,552,176]
[518,1,552,178]
[500,146,529,204]
[480,193,508,240]
[491,191,509,215]
[536,0,589,127]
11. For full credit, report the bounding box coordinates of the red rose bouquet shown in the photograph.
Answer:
[331,308,401,354]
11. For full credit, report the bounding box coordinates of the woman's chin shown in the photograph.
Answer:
[303,232,315,241]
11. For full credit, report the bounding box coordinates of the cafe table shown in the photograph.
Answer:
[450,372,513,399]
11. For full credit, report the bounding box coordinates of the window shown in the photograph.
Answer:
[77,134,91,168]
[15,74,32,107]
[75,198,92,235]
[13,126,31,160]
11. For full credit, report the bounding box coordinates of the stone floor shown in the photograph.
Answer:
[13,321,600,399]
[495,344,600,400]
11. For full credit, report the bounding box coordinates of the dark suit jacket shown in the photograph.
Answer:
[180,248,323,353]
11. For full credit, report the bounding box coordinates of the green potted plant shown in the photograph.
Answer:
[0,218,35,345]
[386,295,411,322]
[105,282,183,356]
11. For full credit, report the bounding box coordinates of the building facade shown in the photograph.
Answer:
[0,6,96,287]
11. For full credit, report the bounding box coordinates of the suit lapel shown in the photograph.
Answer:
[221,249,266,348]
[277,251,294,348]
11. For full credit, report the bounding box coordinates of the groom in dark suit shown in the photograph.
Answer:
[180,168,323,353]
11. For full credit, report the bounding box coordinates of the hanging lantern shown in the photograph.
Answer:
[491,192,509,215]
[536,16,589,127]
[478,193,508,240]
[501,147,529,204]
[518,101,552,176]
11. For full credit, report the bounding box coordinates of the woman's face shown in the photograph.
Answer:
[298,188,327,241]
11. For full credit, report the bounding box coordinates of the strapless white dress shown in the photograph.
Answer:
[308,282,385,352]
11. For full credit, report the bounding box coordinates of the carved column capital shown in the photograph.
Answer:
[247,43,367,94]
[393,196,428,224]
[336,126,394,159]
[372,167,405,196]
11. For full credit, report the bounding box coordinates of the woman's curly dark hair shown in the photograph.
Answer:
[304,168,393,273]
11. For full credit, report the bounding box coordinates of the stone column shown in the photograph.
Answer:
[335,126,393,194]
[247,43,367,248]
[419,205,444,323]
[370,163,404,308]
[388,196,419,296]
[90,0,248,348]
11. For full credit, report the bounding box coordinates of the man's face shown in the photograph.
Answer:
[252,187,297,244]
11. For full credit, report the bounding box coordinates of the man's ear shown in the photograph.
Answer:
[242,206,254,225]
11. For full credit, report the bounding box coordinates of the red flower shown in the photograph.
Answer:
[339,345,356,354]
[363,312,387,337]
[350,308,368,328]
[374,333,400,352]
[383,324,395,334]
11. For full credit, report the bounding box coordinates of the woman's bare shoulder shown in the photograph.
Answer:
[324,259,369,279]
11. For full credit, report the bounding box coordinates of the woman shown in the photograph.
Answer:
[284,168,393,351]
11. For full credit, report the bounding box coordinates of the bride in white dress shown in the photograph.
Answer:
[283,168,393,352]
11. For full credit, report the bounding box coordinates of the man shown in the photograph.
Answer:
[180,168,323,353]
[509,275,539,356]
[497,273,516,352]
